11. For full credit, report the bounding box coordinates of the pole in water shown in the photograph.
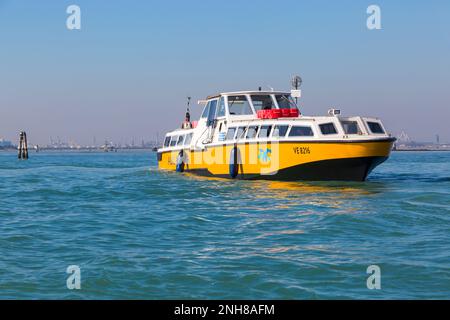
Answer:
[23,131,29,159]
[18,132,23,159]
[18,131,29,160]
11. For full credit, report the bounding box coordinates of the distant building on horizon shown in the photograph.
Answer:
[0,138,14,149]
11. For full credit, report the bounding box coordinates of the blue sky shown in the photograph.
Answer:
[0,0,449,145]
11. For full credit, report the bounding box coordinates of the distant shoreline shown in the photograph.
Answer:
[0,147,158,153]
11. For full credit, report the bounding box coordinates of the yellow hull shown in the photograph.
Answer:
[157,138,395,181]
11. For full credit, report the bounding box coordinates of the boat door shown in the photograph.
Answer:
[207,99,218,127]
[202,98,218,143]
[207,97,228,143]
[194,98,218,147]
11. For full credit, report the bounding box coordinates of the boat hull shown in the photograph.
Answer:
[252,155,388,181]
[157,138,395,181]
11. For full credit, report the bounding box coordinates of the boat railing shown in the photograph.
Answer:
[192,126,209,150]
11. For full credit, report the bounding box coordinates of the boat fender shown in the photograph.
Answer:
[176,150,185,172]
[229,146,239,178]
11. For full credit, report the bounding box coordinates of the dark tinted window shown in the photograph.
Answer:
[367,122,384,134]
[319,123,337,135]
[258,125,272,138]
[272,125,289,137]
[289,126,314,137]
[341,121,360,134]
[164,136,171,147]
[226,128,236,140]
[246,126,258,139]
[251,95,274,111]
[170,136,178,146]
[176,135,184,146]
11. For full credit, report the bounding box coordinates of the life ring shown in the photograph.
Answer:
[176,150,185,172]
[229,146,239,178]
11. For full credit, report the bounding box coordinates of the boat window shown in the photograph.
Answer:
[272,125,289,138]
[226,127,237,140]
[184,133,193,145]
[236,126,247,140]
[319,123,337,135]
[251,95,274,111]
[201,101,210,118]
[367,121,385,134]
[341,120,361,134]
[216,97,226,117]
[207,100,217,126]
[289,126,314,137]
[164,136,171,147]
[170,136,178,146]
[228,95,253,115]
[176,135,185,146]
[258,125,272,138]
[275,95,297,109]
[246,126,259,139]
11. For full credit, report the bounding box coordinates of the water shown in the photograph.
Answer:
[0,150,449,299]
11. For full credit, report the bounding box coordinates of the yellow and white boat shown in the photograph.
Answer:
[157,87,395,181]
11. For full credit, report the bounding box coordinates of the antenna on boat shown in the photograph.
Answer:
[186,96,191,121]
[182,96,192,129]
[291,75,302,105]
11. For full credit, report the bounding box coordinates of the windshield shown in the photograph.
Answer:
[251,95,275,111]
[276,95,297,109]
[227,96,253,115]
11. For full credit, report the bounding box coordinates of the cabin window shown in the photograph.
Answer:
[340,121,360,134]
[236,127,247,140]
[176,135,185,146]
[226,127,237,140]
[319,123,337,135]
[170,136,178,146]
[228,95,253,115]
[258,125,272,138]
[217,97,226,117]
[251,95,274,111]
[289,126,314,137]
[246,126,259,139]
[164,136,171,147]
[275,95,297,109]
[184,133,193,145]
[367,121,385,134]
[272,125,289,138]
[201,102,210,118]
[207,100,218,126]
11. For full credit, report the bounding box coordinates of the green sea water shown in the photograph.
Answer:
[0,150,449,299]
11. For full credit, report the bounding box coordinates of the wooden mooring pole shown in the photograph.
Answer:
[18,131,29,160]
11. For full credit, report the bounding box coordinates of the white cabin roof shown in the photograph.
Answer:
[206,90,291,99]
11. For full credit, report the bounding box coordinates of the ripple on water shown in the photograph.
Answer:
[0,150,449,299]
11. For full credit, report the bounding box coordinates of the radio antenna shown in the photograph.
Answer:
[291,75,302,105]
[185,96,191,124]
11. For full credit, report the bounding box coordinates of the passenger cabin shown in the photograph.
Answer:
[160,91,390,152]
